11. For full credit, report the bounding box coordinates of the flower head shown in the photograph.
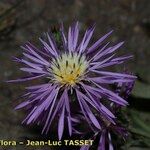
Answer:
[50,52,88,86]
[80,78,135,150]
[8,22,136,140]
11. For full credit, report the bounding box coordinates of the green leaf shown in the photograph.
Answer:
[127,147,150,150]
[129,110,150,138]
[121,110,150,149]
[135,67,150,84]
[132,81,150,99]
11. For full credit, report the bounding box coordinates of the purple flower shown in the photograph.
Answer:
[8,22,136,140]
[80,78,135,150]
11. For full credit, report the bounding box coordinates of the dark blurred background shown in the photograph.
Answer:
[0,0,150,150]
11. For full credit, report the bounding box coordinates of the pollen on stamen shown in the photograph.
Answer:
[50,53,88,86]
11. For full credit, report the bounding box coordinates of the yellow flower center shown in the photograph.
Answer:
[50,53,88,86]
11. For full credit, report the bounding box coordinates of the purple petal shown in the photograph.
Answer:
[43,89,66,134]
[42,87,60,133]
[24,44,50,65]
[111,55,133,62]
[89,42,110,62]
[26,83,50,90]
[79,24,95,53]
[20,67,48,74]
[107,42,124,54]
[90,70,137,79]
[21,59,43,70]
[60,22,67,50]
[64,89,72,136]
[39,38,57,57]
[58,105,65,140]
[91,55,133,69]
[80,145,90,150]
[76,90,95,131]
[108,133,114,150]
[15,101,30,110]
[47,33,58,56]
[87,30,113,53]
[7,74,45,82]
[88,77,134,84]
[100,103,115,118]
[81,83,115,119]
[92,82,128,106]
[98,130,106,150]
[76,90,101,129]
[90,54,115,70]
[27,87,58,125]
[91,42,124,63]
[68,27,73,51]
[72,22,79,51]
[23,52,49,66]
[24,42,51,58]
[12,56,22,63]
